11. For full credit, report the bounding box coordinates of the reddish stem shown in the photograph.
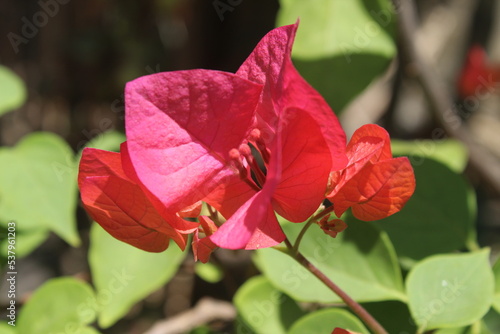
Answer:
[283,238,388,334]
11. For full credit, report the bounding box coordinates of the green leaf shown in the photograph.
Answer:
[361,301,416,334]
[235,315,257,334]
[17,277,97,334]
[0,224,49,259]
[80,328,103,334]
[406,249,494,331]
[466,322,494,334]
[435,321,493,334]
[88,223,187,328]
[0,132,80,246]
[0,322,16,334]
[277,0,397,112]
[234,275,305,334]
[0,65,27,116]
[195,262,223,283]
[289,308,369,334]
[483,309,500,334]
[493,257,500,313]
[278,0,396,59]
[375,158,476,262]
[435,327,468,334]
[294,55,393,113]
[255,219,405,303]
[391,139,468,173]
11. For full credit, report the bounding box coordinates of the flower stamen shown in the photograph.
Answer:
[239,144,267,188]
[249,128,271,164]
[229,148,261,192]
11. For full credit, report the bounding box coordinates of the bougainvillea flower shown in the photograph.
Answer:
[458,44,500,98]
[326,124,415,221]
[123,22,347,250]
[78,147,198,252]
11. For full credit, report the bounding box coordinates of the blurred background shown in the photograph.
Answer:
[0,0,279,146]
[1,0,500,333]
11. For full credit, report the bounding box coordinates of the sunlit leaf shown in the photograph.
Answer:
[407,249,494,330]
[234,275,305,334]
[434,321,493,334]
[493,257,500,313]
[0,132,79,246]
[289,308,369,334]
[195,262,223,283]
[0,322,16,334]
[17,277,97,334]
[278,0,396,59]
[0,225,49,259]
[88,223,187,328]
[277,0,397,111]
[0,65,27,116]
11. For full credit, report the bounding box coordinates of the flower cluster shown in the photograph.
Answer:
[78,23,415,262]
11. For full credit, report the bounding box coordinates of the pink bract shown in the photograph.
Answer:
[124,22,348,250]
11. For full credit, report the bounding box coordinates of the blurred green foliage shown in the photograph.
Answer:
[278,0,396,112]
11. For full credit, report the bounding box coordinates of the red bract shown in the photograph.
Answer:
[326,124,415,221]
[78,147,197,252]
[125,70,263,213]
[458,44,500,98]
